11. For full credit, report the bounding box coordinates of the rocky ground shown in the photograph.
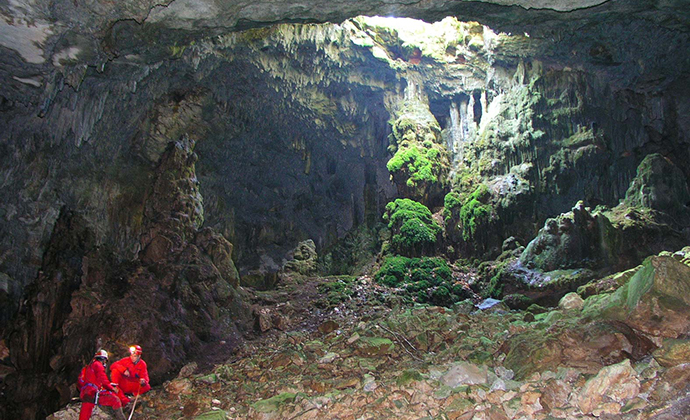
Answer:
[48,250,690,420]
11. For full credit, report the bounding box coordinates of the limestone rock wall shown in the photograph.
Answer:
[0,11,689,420]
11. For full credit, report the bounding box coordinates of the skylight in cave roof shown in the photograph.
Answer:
[358,16,500,62]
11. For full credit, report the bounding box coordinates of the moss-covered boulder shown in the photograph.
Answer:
[374,255,472,306]
[503,317,655,380]
[519,201,616,272]
[623,153,690,222]
[251,392,299,414]
[387,100,450,206]
[383,199,441,256]
[282,239,318,275]
[582,255,690,338]
[193,410,227,420]
[354,337,395,357]
[653,339,690,367]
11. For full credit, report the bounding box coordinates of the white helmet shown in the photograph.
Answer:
[94,349,108,360]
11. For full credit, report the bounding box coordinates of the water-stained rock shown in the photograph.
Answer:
[282,239,318,275]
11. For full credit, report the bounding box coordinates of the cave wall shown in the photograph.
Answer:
[1,15,689,322]
[0,2,688,419]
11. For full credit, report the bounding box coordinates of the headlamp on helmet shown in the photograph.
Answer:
[129,345,143,355]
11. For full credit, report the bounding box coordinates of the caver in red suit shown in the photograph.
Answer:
[78,350,125,420]
[110,345,151,405]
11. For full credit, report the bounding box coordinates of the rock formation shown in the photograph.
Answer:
[0,1,689,419]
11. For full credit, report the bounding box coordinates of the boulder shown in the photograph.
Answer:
[282,240,318,275]
[354,337,395,357]
[519,201,617,272]
[653,339,690,367]
[440,362,488,387]
[582,255,690,338]
[623,153,690,222]
[577,359,640,414]
[558,292,584,311]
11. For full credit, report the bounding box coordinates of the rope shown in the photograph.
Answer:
[127,382,142,420]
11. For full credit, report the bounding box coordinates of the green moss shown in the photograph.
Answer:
[386,102,448,199]
[458,185,493,241]
[625,260,655,310]
[485,272,503,298]
[238,26,277,43]
[383,199,440,256]
[430,285,452,306]
[375,256,468,307]
[467,350,492,364]
[387,146,438,185]
[193,410,227,420]
[317,276,358,307]
[357,337,395,356]
[168,43,186,58]
[251,392,298,413]
[396,369,425,386]
[443,191,462,221]
[376,255,412,286]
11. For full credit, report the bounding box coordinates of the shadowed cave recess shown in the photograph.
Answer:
[1,0,690,419]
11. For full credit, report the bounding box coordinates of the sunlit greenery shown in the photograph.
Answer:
[355,16,496,64]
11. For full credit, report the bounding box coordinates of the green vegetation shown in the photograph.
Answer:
[383,199,441,256]
[316,276,358,308]
[443,184,494,242]
[353,16,490,64]
[251,392,299,413]
[459,184,492,241]
[386,101,449,201]
[375,255,468,307]
[387,146,440,187]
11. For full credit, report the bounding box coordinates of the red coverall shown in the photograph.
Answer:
[110,356,151,405]
[78,360,124,420]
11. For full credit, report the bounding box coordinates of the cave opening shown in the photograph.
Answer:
[1,4,690,419]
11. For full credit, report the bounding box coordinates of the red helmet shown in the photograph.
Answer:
[94,349,108,360]
[129,345,142,355]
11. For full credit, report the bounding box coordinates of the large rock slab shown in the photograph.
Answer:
[582,255,690,339]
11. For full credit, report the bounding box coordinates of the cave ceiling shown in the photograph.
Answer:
[1,0,689,92]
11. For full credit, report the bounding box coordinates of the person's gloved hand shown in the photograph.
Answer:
[123,370,130,378]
